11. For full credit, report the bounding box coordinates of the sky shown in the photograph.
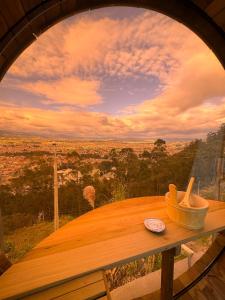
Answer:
[0,7,225,140]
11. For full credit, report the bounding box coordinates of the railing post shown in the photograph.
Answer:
[161,247,176,300]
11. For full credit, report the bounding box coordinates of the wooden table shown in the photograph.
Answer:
[0,196,225,299]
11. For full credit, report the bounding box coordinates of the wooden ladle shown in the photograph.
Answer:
[179,177,195,208]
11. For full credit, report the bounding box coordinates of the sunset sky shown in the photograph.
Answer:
[0,7,225,140]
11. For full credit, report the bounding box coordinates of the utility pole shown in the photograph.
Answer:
[197,180,200,196]
[53,143,59,231]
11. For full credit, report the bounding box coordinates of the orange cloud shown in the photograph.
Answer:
[2,9,225,139]
[17,77,102,107]
[0,96,224,139]
[0,105,128,138]
[126,49,225,116]
[9,11,208,82]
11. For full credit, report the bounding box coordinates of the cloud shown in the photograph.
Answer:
[1,8,225,139]
[0,96,224,139]
[0,105,128,138]
[8,11,205,82]
[124,48,225,115]
[18,77,102,107]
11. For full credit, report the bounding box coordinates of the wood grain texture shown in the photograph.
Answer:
[205,0,225,16]
[192,0,213,10]
[0,197,224,299]
[213,9,225,29]
[178,249,225,300]
[160,247,176,300]
[53,280,106,300]
[22,271,106,299]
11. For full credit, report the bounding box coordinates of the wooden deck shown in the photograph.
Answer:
[0,196,225,299]
[180,249,225,300]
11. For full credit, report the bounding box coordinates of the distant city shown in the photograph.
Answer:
[0,136,188,185]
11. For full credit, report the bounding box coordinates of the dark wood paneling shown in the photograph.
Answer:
[61,0,77,15]
[206,0,225,17]
[214,9,225,29]
[27,14,46,36]
[0,0,25,27]
[14,25,35,50]
[192,0,214,10]
[0,53,5,67]
[0,30,14,53]
[43,2,62,28]
[0,14,8,39]
[20,0,42,12]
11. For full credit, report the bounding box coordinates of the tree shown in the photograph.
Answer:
[151,139,167,162]
[99,160,113,174]
[67,150,80,160]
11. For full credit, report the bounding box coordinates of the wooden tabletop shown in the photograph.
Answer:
[0,196,225,299]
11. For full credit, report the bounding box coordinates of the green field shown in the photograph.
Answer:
[3,215,73,263]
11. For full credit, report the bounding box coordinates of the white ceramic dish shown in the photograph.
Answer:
[144,218,165,233]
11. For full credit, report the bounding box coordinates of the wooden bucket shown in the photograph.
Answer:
[165,191,209,230]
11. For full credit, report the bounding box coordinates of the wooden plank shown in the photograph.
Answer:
[103,271,112,300]
[160,247,176,300]
[54,280,106,300]
[20,0,46,35]
[20,0,43,12]
[182,248,225,299]
[0,0,25,28]
[0,13,8,39]
[0,197,224,299]
[205,0,225,17]
[61,0,77,15]
[192,0,214,10]
[43,2,61,26]
[213,9,225,28]
[23,271,105,299]
[0,53,5,67]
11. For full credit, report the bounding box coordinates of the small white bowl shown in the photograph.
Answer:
[144,218,166,233]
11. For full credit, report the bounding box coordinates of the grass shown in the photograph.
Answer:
[3,215,73,263]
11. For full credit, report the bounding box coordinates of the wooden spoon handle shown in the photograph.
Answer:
[180,177,195,207]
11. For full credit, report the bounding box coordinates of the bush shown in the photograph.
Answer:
[3,213,36,234]
[105,254,162,290]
